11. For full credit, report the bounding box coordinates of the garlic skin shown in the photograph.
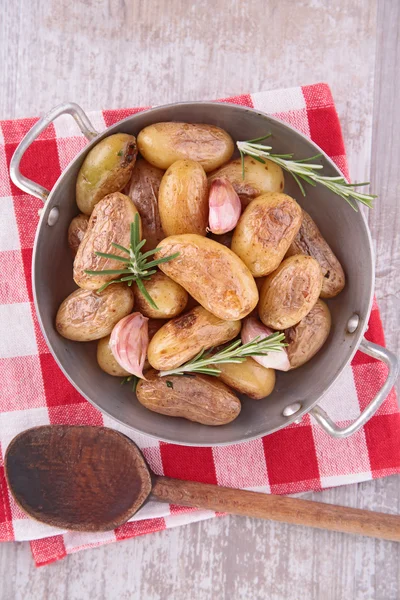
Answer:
[208,177,241,235]
[241,317,290,372]
[110,313,149,378]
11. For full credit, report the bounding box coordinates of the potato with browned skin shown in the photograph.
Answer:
[155,234,259,320]
[158,159,208,236]
[208,156,284,208]
[285,299,331,369]
[124,157,165,251]
[259,255,323,329]
[76,133,137,215]
[137,371,241,425]
[217,358,276,400]
[286,209,345,298]
[133,271,188,319]
[56,285,134,342]
[97,335,131,377]
[137,122,234,172]
[231,192,303,277]
[148,305,241,370]
[73,192,139,290]
[68,214,89,255]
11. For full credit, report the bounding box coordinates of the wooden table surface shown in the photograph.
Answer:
[0,1,399,598]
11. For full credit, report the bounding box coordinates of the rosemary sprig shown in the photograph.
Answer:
[85,214,179,309]
[121,375,139,393]
[159,333,286,377]
[237,135,376,211]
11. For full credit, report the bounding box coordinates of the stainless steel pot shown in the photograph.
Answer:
[10,102,399,446]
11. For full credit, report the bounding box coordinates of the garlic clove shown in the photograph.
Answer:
[110,312,149,378]
[208,177,241,235]
[241,317,291,372]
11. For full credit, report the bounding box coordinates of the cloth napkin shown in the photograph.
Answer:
[0,83,398,567]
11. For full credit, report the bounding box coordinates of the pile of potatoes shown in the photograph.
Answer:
[57,122,345,427]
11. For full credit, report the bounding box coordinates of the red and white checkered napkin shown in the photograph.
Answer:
[0,83,399,566]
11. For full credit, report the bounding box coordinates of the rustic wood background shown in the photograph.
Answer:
[0,0,399,598]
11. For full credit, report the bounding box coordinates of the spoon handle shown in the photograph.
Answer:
[152,476,400,542]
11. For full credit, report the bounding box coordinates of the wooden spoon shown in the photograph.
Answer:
[5,425,400,540]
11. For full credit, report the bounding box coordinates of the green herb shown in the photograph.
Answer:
[117,150,124,157]
[121,375,139,393]
[237,135,376,211]
[166,380,174,389]
[84,214,179,308]
[159,333,286,377]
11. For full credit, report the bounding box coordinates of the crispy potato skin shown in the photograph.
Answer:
[217,358,276,400]
[136,371,241,425]
[68,214,89,255]
[76,133,137,215]
[258,255,323,329]
[231,192,303,277]
[155,234,259,320]
[97,335,130,377]
[285,299,331,369]
[73,192,139,290]
[124,157,165,251]
[158,159,208,236]
[286,209,345,298]
[208,156,284,208]
[133,271,188,319]
[147,305,241,370]
[137,122,234,172]
[56,284,134,342]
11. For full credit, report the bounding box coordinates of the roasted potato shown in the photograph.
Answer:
[76,133,137,215]
[97,335,130,377]
[124,157,165,251]
[68,213,89,255]
[73,192,139,290]
[217,358,276,400]
[147,305,241,370]
[137,122,234,172]
[208,156,284,208]
[136,371,241,425]
[156,234,258,320]
[286,209,345,298]
[133,271,188,319]
[158,159,208,236]
[285,299,331,369]
[258,255,322,329]
[56,284,134,341]
[231,192,302,277]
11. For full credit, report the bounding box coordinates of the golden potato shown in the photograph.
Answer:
[68,213,89,255]
[155,234,259,320]
[208,156,284,208]
[76,133,137,215]
[133,271,188,319]
[217,358,276,400]
[124,157,165,251]
[56,284,134,342]
[158,159,208,236]
[136,371,241,426]
[137,122,234,172]
[147,305,241,370]
[97,335,130,377]
[286,209,345,298]
[285,299,331,369]
[259,255,323,329]
[231,192,303,277]
[73,192,139,290]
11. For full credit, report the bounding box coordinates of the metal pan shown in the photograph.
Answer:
[10,102,399,446]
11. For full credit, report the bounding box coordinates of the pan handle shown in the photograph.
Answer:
[9,103,99,202]
[310,338,399,438]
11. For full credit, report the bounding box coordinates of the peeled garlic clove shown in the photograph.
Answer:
[110,312,149,378]
[208,177,241,235]
[241,317,291,372]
